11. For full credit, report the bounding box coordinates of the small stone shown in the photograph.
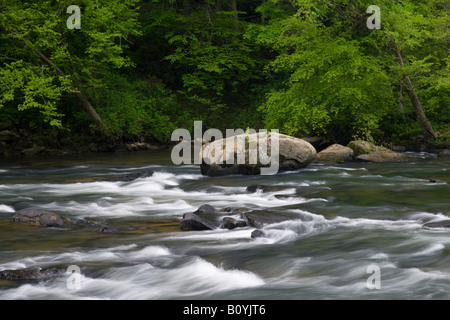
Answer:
[429,179,447,184]
[251,230,265,238]
[102,171,154,182]
[222,217,247,230]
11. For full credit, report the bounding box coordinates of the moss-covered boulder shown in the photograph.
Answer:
[347,140,407,163]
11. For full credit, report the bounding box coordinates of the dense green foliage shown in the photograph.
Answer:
[0,0,448,150]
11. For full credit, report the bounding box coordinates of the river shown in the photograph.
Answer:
[0,150,449,299]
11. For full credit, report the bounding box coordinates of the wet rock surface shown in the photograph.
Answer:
[422,220,450,229]
[12,209,64,227]
[100,171,154,182]
[200,132,316,176]
[316,144,354,163]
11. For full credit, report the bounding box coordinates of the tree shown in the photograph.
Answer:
[250,0,448,146]
[0,0,141,134]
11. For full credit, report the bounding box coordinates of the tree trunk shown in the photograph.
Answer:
[261,0,266,24]
[32,48,108,134]
[216,0,222,11]
[230,0,239,31]
[390,38,436,148]
[183,0,190,16]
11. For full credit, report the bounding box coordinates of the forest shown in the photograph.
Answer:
[0,0,449,156]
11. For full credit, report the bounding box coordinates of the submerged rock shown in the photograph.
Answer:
[429,179,447,184]
[326,196,340,203]
[246,185,291,193]
[97,225,139,233]
[221,217,247,230]
[102,171,154,182]
[316,144,354,163]
[0,267,64,281]
[12,209,64,227]
[422,220,450,229]
[251,230,265,239]
[222,207,248,214]
[242,211,292,229]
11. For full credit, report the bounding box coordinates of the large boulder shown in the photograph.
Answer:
[347,140,406,163]
[200,132,316,176]
[12,209,64,227]
[316,144,354,163]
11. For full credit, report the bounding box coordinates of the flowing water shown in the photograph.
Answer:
[0,150,449,300]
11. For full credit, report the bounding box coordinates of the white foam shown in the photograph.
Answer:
[0,244,174,271]
[0,256,264,300]
[368,253,389,260]
[411,243,445,256]
[0,204,15,212]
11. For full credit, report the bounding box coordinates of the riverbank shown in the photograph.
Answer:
[1,117,449,162]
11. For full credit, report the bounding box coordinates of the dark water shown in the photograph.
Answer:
[0,151,449,299]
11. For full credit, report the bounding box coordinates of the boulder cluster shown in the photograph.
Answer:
[315,140,408,163]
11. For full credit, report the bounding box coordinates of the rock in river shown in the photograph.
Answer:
[0,267,64,281]
[422,220,450,229]
[316,144,354,163]
[194,204,218,214]
[102,171,154,182]
[347,140,406,163]
[221,217,247,230]
[180,212,218,231]
[12,209,64,227]
[241,211,292,229]
[200,132,316,176]
[251,230,266,239]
